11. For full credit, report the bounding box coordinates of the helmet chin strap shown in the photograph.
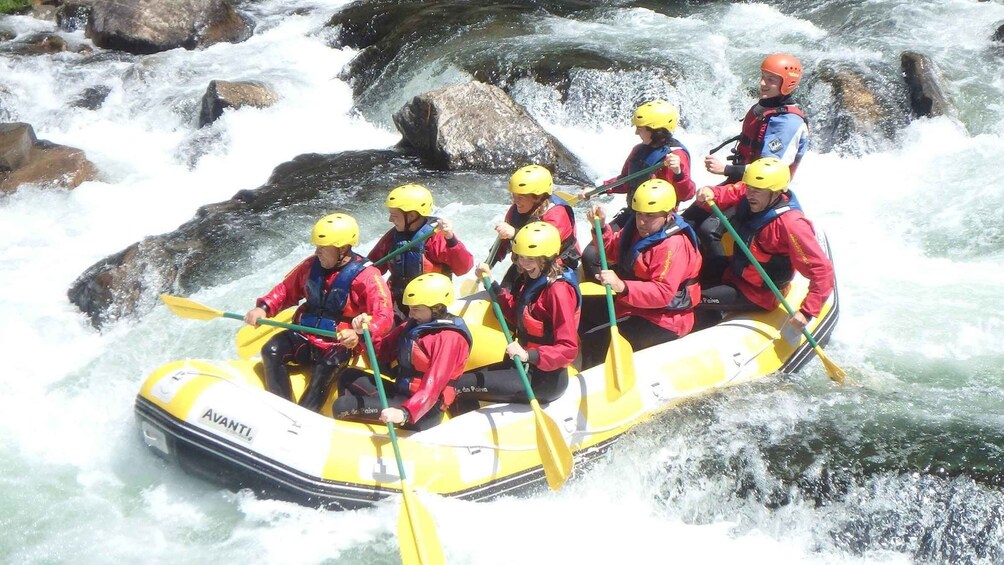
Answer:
[334,245,352,268]
[404,211,424,232]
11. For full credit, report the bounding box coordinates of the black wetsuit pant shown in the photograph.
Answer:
[694,283,768,330]
[454,358,569,405]
[577,295,679,369]
[260,330,352,412]
[332,368,443,431]
[682,204,737,286]
[581,207,632,280]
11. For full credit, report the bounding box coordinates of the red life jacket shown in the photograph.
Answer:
[515,269,581,350]
[394,317,473,408]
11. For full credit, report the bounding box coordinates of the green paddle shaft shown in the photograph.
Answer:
[481,275,538,403]
[226,312,339,338]
[707,201,821,349]
[371,221,440,268]
[582,161,664,201]
[361,325,409,481]
[592,217,619,328]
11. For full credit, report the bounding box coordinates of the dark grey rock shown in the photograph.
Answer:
[71,85,112,110]
[901,51,952,119]
[67,149,427,328]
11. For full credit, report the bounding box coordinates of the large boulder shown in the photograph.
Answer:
[67,149,426,328]
[993,21,1004,43]
[83,0,253,55]
[811,63,908,152]
[393,81,590,181]
[199,80,279,127]
[901,51,953,119]
[0,122,98,193]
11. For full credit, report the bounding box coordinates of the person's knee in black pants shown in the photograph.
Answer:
[300,347,352,412]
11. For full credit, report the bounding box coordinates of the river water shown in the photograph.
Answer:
[1,1,1002,563]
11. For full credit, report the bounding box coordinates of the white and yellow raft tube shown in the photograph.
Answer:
[135,235,840,510]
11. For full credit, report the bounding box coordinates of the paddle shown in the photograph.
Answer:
[458,236,502,297]
[480,274,574,491]
[161,294,340,338]
[553,161,665,206]
[706,200,847,384]
[236,222,441,354]
[360,322,443,565]
[591,217,636,400]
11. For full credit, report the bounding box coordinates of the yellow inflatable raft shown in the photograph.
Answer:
[135,237,840,510]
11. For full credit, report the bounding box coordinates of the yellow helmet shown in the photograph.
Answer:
[743,158,790,192]
[402,272,454,308]
[508,165,553,195]
[631,179,677,213]
[631,100,679,132]
[311,213,359,247]
[385,183,433,215]
[512,221,561,258]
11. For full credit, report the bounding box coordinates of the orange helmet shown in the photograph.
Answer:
[761,53,802,96]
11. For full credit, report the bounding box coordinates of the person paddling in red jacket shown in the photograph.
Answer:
[694,157,834,333]
[492,165,580,288]
[368,183,473,322]
[243,213,393,413]
[579,179,702,369]
[333,273,472,430]
[456,222,581,404]
[581,100,696,279]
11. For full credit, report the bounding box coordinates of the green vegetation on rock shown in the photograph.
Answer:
[0,0,32,15]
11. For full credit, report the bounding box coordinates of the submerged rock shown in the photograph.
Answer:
[811,62,908,153]
[199,80,279,127]
[67,149,427,328]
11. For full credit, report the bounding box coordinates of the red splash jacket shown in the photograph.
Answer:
[597,218,703,337]
[256,255,394,351]
[495,275,580,372]
[372,320,471,422]
[702,183,834,318]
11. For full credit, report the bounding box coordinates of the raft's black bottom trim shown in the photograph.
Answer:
[135,397,616,510]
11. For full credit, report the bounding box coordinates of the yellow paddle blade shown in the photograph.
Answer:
[397,485,444,565]
[814,345,848,385]
[605,326,635,400]
[552,189,581,206]
[530,399,573,491]
[579,281,617,297]
[458,277,481,298]
[159,294,223,321]
[235,307,296,359]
